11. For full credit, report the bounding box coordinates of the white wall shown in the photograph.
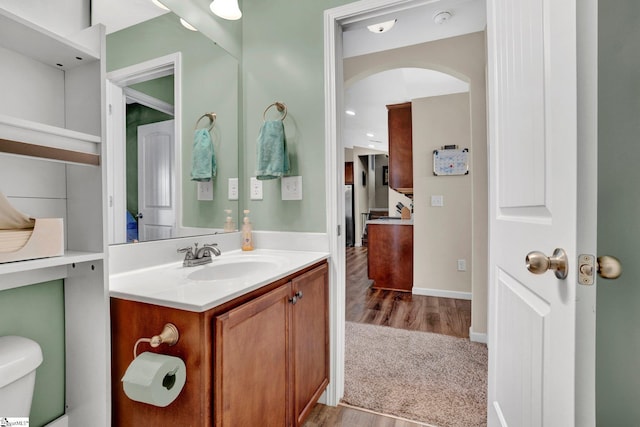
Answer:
[412,93,472,297]
[0,0,90,36]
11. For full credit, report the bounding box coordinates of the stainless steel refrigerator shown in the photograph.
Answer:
[345,185,354,246]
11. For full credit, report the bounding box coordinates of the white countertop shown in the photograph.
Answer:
[109,249,329,312]
[366,218,414,225]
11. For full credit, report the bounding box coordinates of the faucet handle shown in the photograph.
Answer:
[177,247,193,254]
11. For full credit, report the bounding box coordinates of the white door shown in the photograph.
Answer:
[487,0,596,425]
[137,120,176,241]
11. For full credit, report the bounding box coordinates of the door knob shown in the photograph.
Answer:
[578,254,622,284]
[525,248,568,280]
[136,212,144,219]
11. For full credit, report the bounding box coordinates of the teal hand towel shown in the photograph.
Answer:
[190,128,216,181]
[256,120,290,180]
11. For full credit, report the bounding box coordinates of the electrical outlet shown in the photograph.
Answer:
[282,176,303,200]
[228,178,239,200]
[457,259,466,271]
[250,177,263,200]
[431,195,444,207]
[197,181,213,201]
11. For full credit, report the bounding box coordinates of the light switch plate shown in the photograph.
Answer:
[282,176,303,200]
[228,178,239,200]
[431,195,444,207]
[197,181,214,201]
[250,177,263,200]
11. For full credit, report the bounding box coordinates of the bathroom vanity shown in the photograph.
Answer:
[109,250,329,426]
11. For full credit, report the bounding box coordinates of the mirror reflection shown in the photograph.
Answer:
[105,11,239,244]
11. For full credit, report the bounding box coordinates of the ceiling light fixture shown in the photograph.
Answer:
[368,144,375,148]
[367,19,397,34]
[345,110,356,116]
[210,0,242,20]
[180,18,198,31]
[433,11,452,25]
[151,0,170,11]
[366,132,374,137]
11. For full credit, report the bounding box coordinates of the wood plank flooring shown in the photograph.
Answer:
[346,246,471,338]
[302,247,475,426]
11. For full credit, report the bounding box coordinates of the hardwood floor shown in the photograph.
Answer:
[303,404,428,427]
[346,246,471,338]
[301,247,474,426]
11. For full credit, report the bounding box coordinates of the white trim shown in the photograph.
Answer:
[124,87,175,116]
[324,0,435,407]
[469,328,488,344]
[45,414,68,427]
[412,287,472,300]
[105,52,182,244]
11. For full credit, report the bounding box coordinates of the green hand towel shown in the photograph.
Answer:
[191,128,216,181]
[256,120,290,180]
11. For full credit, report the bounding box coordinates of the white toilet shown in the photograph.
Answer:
[0,336,43,416]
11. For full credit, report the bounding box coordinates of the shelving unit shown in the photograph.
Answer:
[0,7,109,426]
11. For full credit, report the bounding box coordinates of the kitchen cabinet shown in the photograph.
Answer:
[110,261,329,426]
[368,222,413,292]
[387,102,413,196]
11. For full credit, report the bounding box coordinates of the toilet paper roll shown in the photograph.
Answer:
[121,351,186,407]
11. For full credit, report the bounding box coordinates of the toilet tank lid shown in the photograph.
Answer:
[0,336,43,388]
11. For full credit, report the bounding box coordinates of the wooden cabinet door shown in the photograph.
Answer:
[214,283,292,427]
[291,264,329,426]
[387,102,413,193]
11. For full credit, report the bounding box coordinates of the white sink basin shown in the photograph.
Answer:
[186,255,284,281]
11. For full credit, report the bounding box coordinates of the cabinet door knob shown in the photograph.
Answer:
[295,290,303,299]
[289,296,298,305]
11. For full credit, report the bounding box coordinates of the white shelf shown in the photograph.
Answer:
[0,8,99,70]
[0,250,104,276]
[0,114,101,165]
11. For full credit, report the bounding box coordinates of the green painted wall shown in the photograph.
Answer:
[597,1,640,424]
[107,13,239,230]
[0,280,65,426]
[241,0,354,232]
[129,75,175,105]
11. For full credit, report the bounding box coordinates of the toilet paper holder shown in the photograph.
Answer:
[133,323,180,358]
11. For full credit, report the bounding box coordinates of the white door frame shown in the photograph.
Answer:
[324,0,441,406]
[324,0,597,422]
[105,52,182,244]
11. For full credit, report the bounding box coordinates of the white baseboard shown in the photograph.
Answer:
[45,415,68,427]
[412,287,472,300]
[469,327,488,344]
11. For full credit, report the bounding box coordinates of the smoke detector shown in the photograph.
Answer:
[433,11,452,25]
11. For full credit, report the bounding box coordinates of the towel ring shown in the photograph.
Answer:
[195,112,216,131]
[262,102,287,121]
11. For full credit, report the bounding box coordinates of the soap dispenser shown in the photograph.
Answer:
[223,209,235,232]
[241,210,254,251]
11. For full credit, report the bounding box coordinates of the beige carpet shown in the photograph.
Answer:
[343,322,488,427]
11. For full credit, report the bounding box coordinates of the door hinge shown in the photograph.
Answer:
[108,103,113,115]
[337,225,341,236]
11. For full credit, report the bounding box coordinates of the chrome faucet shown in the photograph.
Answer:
[177,243,221,267]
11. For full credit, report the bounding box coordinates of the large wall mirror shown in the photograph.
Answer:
[103,10,239,244]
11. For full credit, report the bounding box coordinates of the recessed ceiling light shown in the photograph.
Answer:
[367,19,397,34]
[366,132,374,137]
[368,144,375,148]
[345,110,356,116]
[151,0,170,11]
[180,18,198,31]
[433,11,452,25]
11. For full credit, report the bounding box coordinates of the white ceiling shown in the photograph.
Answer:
[342,0,486,152]
[92,0,168,33]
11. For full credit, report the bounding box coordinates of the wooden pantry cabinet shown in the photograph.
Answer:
[111,261,329,427]
[387,102,413,196]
